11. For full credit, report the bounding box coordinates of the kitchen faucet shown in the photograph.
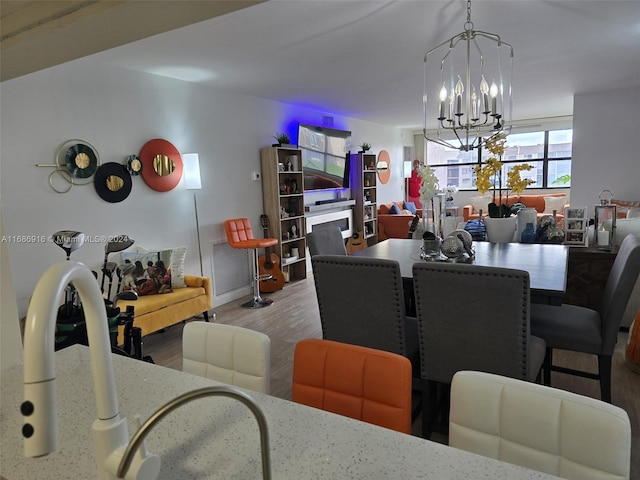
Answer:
[21,261,271,479]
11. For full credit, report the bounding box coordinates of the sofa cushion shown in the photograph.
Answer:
[403,201,417,215]
[389,203,401,214]
[469,195,491,214]
[543,194,568,214]
[124,285,205,317]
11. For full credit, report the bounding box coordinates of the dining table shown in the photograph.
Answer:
[353,239,570,305]
[1,345,562,479]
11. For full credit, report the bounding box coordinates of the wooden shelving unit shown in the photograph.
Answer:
[260,146,307,282]
[350,152,378,247]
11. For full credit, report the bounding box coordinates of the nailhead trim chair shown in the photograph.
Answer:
[450,370,631,480]
[310,255,420,376]
[182,321,271,394]
[306,226,347,256]
[530,233,640,403]
[224,218,278,308]
[412,262,546,438]
[292,338,413,434]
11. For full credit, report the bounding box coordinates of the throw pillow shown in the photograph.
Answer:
[389,203,401,214]
[543,195,567,214]
[403,201,417,215]
[469,195,491,215]
[168,246,187,288]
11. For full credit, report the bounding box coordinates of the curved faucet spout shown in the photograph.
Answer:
[21,261,160,480]
[22,261,120,456]
[117,386,272,480]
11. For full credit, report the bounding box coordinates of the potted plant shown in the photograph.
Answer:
[474,133,534,242]
[273,133,291,147]
[359,142,372,153]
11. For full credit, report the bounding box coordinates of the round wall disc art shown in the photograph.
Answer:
[55,139,100,185]
[139,139,183,192]
[377,149,391,184]
[126,154,143,175]
[94,162,132,203]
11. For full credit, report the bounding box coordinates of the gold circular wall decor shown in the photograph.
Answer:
[152,154,175,176]
[139,139,183,192]
[106,175,125,192]
[376,149,391,184]
[126,154,143,175]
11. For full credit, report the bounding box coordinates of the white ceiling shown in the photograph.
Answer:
[7,1,640,129]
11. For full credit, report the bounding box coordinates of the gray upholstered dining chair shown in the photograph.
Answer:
[310,255,420,377]
[531,233,640,403]
[449,370,631,480]
[412,262,546,438]
[306,226,347,256]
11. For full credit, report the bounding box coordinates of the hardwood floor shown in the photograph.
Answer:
[141,274,639,476]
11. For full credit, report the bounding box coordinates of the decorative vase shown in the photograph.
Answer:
[520,222,536,243]
[484,216,517,243]
[517,207,537,240]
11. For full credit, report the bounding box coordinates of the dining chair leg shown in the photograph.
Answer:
[598,355,612,403]
[543,348,553,386]
[421,382,432,439]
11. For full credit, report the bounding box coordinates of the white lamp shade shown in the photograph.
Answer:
[183,153,202,190]
[403,161,413,178]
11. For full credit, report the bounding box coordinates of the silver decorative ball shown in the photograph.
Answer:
[441,235,465,258]
[448,229,473,250]
[537,215,556,231]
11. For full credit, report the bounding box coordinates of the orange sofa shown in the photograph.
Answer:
[378,201,423,239]
[463,193,568,224]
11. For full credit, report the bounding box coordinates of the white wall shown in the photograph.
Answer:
[0,59,404,320]
[572,86,640,213]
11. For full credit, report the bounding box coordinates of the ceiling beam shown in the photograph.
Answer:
[0,0,265,82]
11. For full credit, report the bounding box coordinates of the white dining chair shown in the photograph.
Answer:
[182,321,271,394]
[449,370,631,480]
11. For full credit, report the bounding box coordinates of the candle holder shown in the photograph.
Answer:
[594,190,616,251]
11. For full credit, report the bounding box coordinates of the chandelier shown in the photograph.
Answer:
[423,0,513,151]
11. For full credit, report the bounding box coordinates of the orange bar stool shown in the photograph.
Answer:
[224,218,278,308]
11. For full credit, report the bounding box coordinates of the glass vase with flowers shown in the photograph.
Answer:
[418,164,444,244]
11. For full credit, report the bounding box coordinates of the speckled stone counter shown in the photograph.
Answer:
[1,345,559,479]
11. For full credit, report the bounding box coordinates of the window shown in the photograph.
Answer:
[425,128,572,190]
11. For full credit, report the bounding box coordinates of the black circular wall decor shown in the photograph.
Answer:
[94,162,132,203]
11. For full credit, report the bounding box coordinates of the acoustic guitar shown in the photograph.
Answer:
[346,231,367,255]
[258,214,285,293]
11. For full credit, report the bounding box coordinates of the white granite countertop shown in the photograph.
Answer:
[1,345,560,479]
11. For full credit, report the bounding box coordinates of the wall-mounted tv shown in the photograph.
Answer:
[298,123,352,192]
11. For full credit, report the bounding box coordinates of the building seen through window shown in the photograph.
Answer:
[426,129,572,190]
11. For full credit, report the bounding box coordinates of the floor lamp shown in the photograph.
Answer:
[403,160,412,202]
[183,153,203,276]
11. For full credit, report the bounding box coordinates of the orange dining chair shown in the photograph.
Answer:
[292,338,413,434]
[224,218,278,308]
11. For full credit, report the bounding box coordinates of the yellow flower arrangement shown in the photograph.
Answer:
[474,133,534,217]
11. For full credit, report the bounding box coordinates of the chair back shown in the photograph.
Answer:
[601,234,640,354]
[450,370,631,480]
[182,321,271,394]
[224,218,255,246]
[292,338,412,434]
[311,255,416,362]
[412,262,543,383]
[306,226,347,256]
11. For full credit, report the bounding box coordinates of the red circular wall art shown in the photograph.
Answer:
[139,138,183,192]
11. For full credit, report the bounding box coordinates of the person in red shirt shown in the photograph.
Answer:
[407,159,423,208]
